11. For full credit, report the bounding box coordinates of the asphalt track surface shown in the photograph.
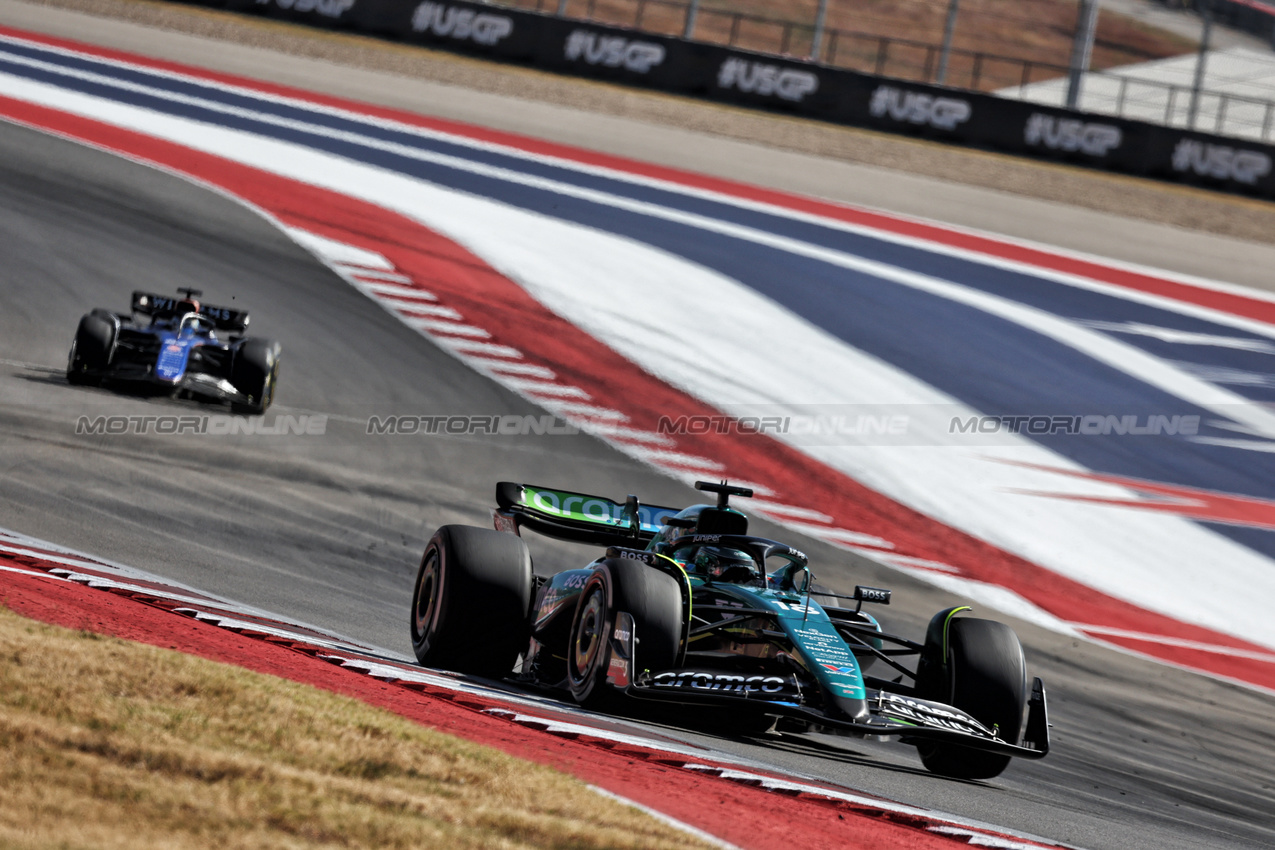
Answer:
[1,9,1274,850]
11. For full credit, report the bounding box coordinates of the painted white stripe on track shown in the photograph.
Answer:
[407,319,491,338]
[8,42,1266,440]
[340,267,415,283]
[284,225,393,269]
[582,423,676,446]
[538,402,629,421]
[6,53,1275,651]
[475,360,557,379]
[1071,625,1275,661]
[365,283,438,300]
[585,785,744,850]
[500,378,590,399]
[747,501,834,523]
[434,339,523,358]
[395,303,464,320]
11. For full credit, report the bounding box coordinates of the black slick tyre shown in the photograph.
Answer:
[918,617,1027,780]
[231,338,280,415]
[409,525,533,678]
[566,557,682,708]
[66,314,114,385]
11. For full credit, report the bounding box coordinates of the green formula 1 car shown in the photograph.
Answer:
[409,480,1049,779]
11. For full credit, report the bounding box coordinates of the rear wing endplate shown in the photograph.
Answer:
[494,482,681,547]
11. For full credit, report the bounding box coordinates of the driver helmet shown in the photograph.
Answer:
[648,505,704,552]
[691,546,759,584]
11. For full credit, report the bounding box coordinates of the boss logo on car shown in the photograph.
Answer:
[256,0,354,18]
[717,58,819,103]
[564,29,666,74]
[605,546,663,566]
[1024,113,1122,157]
[652,671,787,694]
[854,586,891,604]
[1172,139,1272,185]
[411,2,514,46]
[869,85,971,131]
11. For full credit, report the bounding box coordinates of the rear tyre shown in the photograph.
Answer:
[567,558,682,708]
[231,338,280,415]
[66,314,114,386]
[917,617,1026,780]
[409,525,532,678]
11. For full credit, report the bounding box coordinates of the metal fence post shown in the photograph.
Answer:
[1188,0,1214,130]
[936,0,960,85]
[811,0,829,61]
[1066,0,1101,109]
[683,0,699,39]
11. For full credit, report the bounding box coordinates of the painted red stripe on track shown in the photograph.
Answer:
[5,24,1275,328]
[3,67,1273,692]
[3,558,998,850]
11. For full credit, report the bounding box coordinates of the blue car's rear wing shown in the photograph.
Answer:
[132,291,250,333]
[494,482,681,547]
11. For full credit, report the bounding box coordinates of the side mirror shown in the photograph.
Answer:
[772,562,812,593]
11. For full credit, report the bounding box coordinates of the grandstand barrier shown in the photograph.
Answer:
[189,0,1275,200]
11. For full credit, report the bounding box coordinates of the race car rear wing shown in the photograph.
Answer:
[494,482,681,547]
[131,291,250,333]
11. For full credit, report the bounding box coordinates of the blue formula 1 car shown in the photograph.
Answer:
[409,481,1050,779]
[66,288,281,414]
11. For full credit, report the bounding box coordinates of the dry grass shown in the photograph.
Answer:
[0,605,714,850]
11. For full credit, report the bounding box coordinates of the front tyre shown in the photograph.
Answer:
[409,525,533,678]
[66,314,115,386]
[231,338,281,415]
[918,617,1027,780]
[567,558,682,708]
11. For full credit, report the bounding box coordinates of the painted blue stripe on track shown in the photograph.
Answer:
[9,36,1275,391]
[8,44,1275,557]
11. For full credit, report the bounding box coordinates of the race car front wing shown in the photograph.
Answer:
[606,615,1049,760]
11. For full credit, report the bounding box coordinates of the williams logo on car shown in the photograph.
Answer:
[717,58,819,103]
[411,2,514,46]
[1024,113,1122,157]
[869,85,971,131]
[255,0,355,18]
[1171,139,1272,185]
[564,29,666,74]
